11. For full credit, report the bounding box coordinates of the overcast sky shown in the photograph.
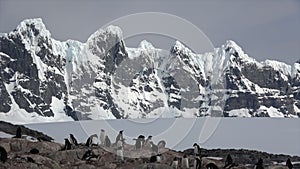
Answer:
[0,0,299,64]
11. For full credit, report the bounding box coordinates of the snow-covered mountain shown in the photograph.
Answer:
[0,18,299,123]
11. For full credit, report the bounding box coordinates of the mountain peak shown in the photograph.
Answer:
[138,40,155,50]
[14,18,51,38]
[171,40,193,56]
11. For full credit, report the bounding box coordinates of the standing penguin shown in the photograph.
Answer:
[115,130,124,144]
[224,154,233,168]
[286,158,293,169]
[150,141,159,154]
[0,146,7,163]
[182,155,189,169]
[134,135,145,150]
[193,143,200,156]
[194,156,201,169]
[105,135,111,147]
[254,158,264,169]
[69,134,78,146]
[170,157,179,169]
[116,140,124,162]
[63,138,72,150]
[99,129,106,145]
[15,126,22,138]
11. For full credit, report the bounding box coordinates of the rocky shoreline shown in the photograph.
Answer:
[0,122,299,169]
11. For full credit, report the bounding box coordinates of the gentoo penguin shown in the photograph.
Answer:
[69,134,78,146]
[144,136,152,149]
[116,140,124,161]
[81,149,98,161]
[150,141,159,154]
[170,157,179,169]
[150,153,157,163]
[85,134,98,147]
[105,135,111,147]
[224,154,233,168]
[99,129,106,145]
[0,146,7,163]
[63,138,72,150]
[157,140,166,149]
[194,156,201,169]
[206,163,219,169]
[286,158,293,169]
[254,158,264,169]
[182,155,189,169]
[15,126,22,138]
[134,135,145,150]
[193,143,200,156]
[115,130,124,144]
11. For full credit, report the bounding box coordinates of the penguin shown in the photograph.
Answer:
[15,126,22,138]
[150,153,157,163]
[105,135,111,147]
[144,135,152,149]
[150,141,159,154]
[255,158,264,169]
[69,134,78,146]
[157,140,166,149]
[224,154,233,168]
[63,138,72,150]
[115,130,124,144]
[206,163,219,169]
[194,156,201,169]
[116,140,124,162]
[0,146,7,163]
[99,129,106,145]
[181,155,189,169]
[286,158,293,169]
[85,134,98,147]
[81,149,98,161]
[134,135,145,150]
[29,148,39,154]
[193,143,200,156]
[170,157,179,169]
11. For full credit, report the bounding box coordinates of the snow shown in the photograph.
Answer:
[227,109,251,117]
[15,18,51,38]
[0,131,14,138]
[258,106,285,118]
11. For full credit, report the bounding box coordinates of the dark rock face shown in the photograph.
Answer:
[0,19,299,121]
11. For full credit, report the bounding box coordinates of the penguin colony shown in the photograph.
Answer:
[0,127,296,169]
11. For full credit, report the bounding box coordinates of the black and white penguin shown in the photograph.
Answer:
[206,163,219,169]
[150,141,158,154]
[170,157,179,169]
[193,143,200,156]
[224,154,233,168]
[69,134,78,146]
[85,134,98,147]
[81,149,98,161]
[0,146,7,163]
[286,158,293,169]
[115,130,124,144]
[99,129,106,145]
[134,135,145,150]
[15,126,22,138]
[105,135,111,147]
[149,153,162,163]
[194,156,201,169]
[63,138,72,150]
[254,158,264,169]
[116,140,124,162]
[157,140,166,149]
[181,155,189,169]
